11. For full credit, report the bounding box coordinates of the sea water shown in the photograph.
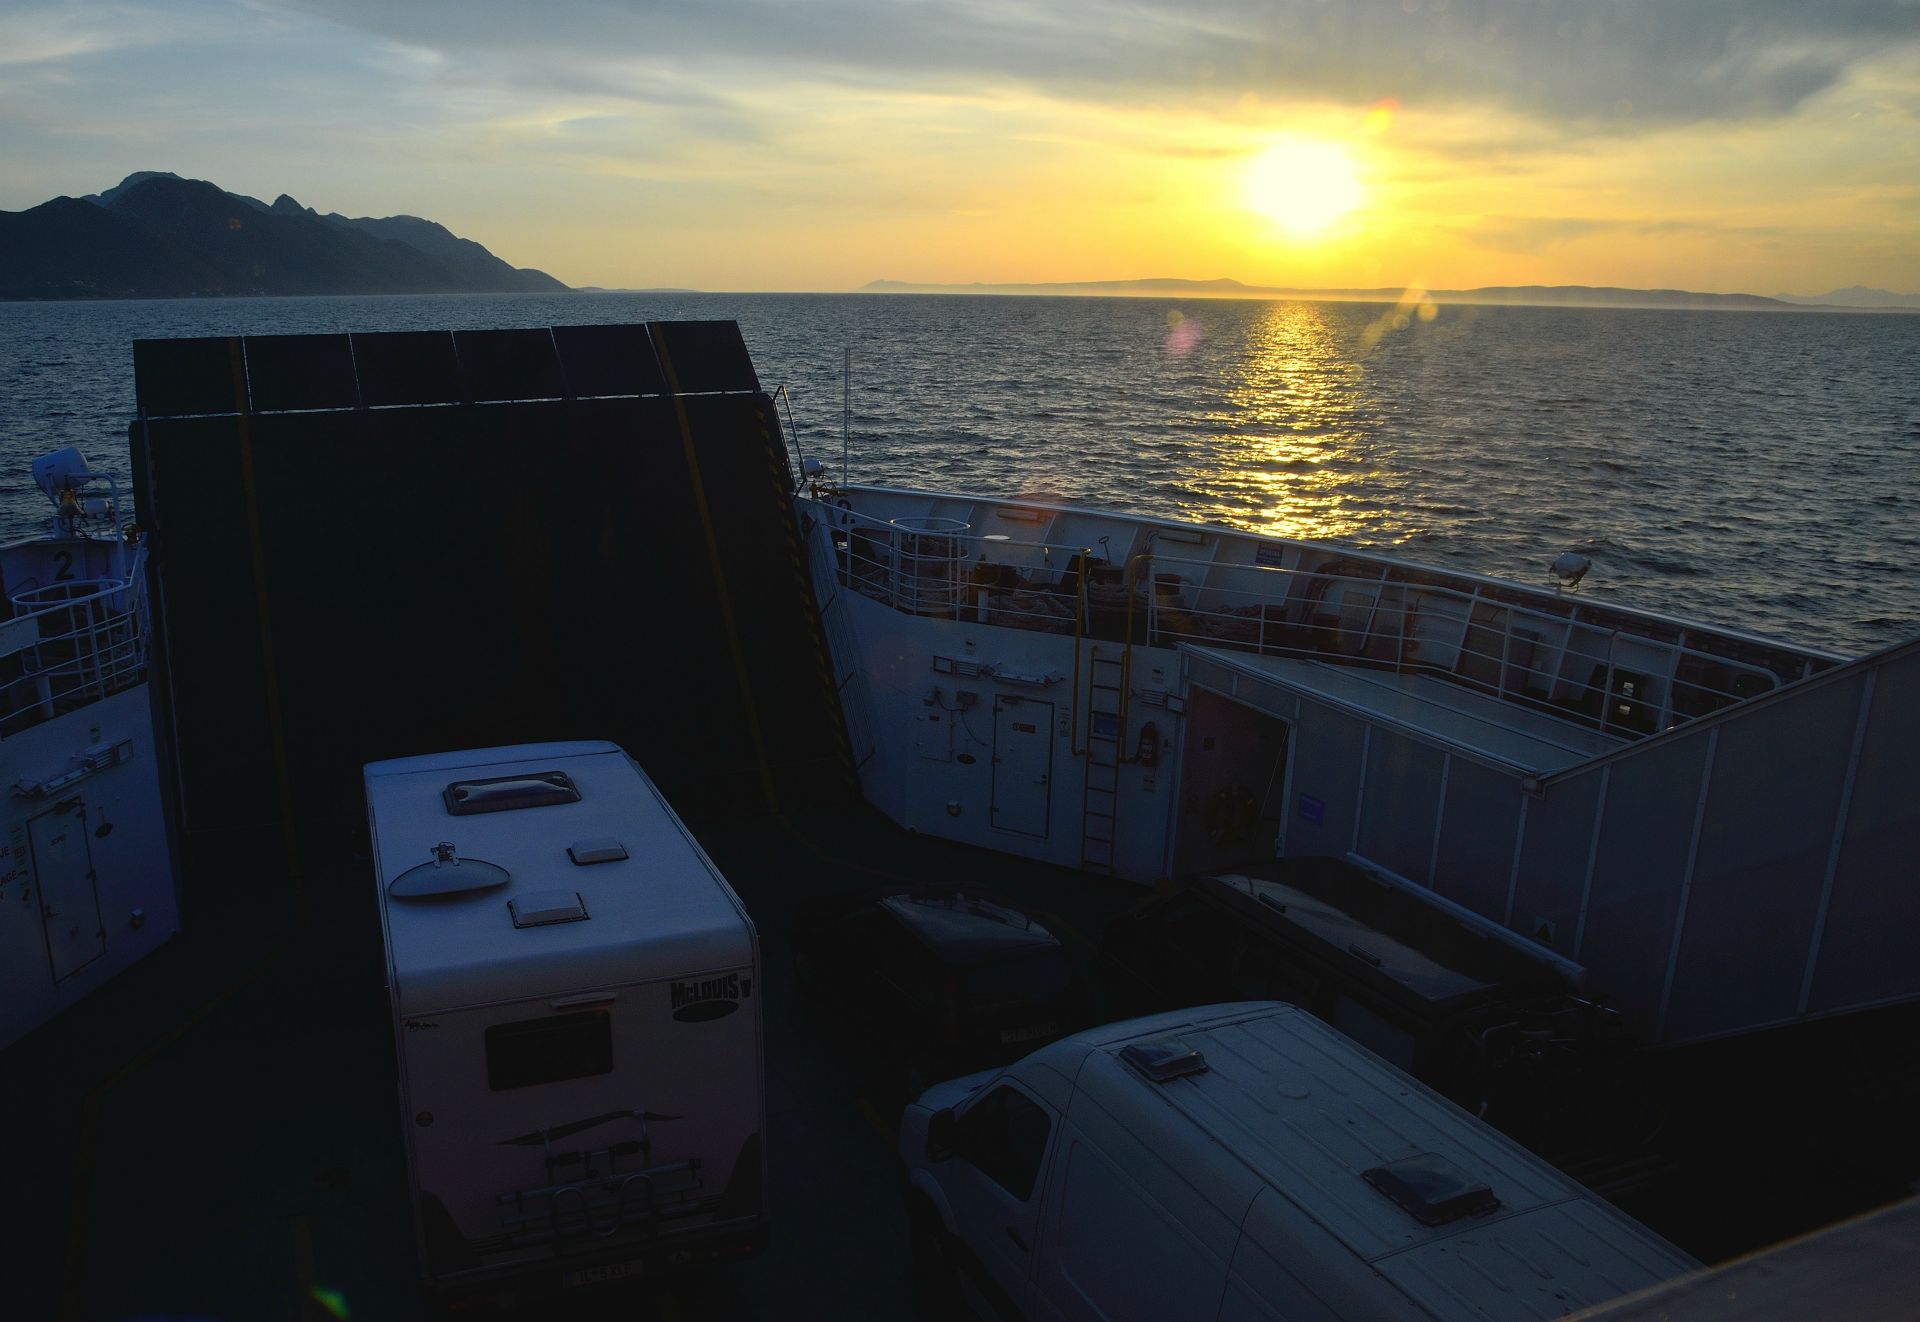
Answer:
[1,292,1914,653]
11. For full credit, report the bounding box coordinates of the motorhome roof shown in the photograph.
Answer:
[1024,1003,1695,1314]
[367,742,754,1015]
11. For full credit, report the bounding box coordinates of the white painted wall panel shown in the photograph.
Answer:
[1664,674,1863,1040]
[1355,731,1444,885]
[1432,757,1524,919]
[1581,734,1711,1030]
[1283,701,1368,859]
[1808,649,1920,1012]
[1510,770,1604,954]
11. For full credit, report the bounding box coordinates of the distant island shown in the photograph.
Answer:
[0,172,567,300]
[861,277,1920,313]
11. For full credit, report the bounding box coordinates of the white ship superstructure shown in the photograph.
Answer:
[1,449,178,1049]
[798,482,1917,1046]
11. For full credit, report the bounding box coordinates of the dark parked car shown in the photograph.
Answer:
[794,888,1088,1100]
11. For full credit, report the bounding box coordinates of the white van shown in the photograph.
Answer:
[900,1002,1695,1320]
[366,741,765,1306]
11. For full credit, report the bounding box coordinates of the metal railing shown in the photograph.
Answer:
[812,500,1785,742]
[1,556,149,735]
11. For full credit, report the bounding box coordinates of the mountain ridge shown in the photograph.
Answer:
[1772,285,1920,310]
[861,277,1919,312]
[2,172,567,300]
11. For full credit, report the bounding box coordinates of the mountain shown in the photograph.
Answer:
[1774,286,1920,310]
[84,170,273,214]
[1,173,567,299]
[861,277,1886,313]
[266,193,560,294]
[0,196,227,299]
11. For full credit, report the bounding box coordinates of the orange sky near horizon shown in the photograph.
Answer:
[3,1,1916,296]
[462,61,1920,296]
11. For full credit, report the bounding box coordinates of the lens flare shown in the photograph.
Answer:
[1358,286,1439,352]
[1164,309,1204,356]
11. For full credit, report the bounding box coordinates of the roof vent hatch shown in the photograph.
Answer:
[508,889,590,929]
[1120,1039,1209,1082]
[568,838,629,865]
[444,771,580,816]
[1363,1153,1500,1225]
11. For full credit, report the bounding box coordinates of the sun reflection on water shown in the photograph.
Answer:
[1178,301,1380,542]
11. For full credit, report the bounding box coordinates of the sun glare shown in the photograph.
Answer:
[1242,138,1366,240]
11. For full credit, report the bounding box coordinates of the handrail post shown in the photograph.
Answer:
[1256,571,1267,654]
[1119,552,1148,756]
[1070,553,1087,755]
[1498,604,1516,700]
[889,530,900,612]
[1363,563,1389,663]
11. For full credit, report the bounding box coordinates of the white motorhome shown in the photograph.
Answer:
[366,741,766,1305]
[900,1002,1696,1320]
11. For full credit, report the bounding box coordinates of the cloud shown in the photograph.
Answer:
[0,3,198,65]
[257,0,1920,127]
[1466,214,1789,255]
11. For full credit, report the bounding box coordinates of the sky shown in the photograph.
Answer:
[2,0,1917,294]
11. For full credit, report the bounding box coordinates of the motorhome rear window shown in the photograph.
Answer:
[444,771,580,816]
[485,1010,613,1090]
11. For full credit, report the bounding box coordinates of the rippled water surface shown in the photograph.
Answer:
[2,292,1916,652]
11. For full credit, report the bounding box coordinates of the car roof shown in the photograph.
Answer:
[876,892,1062,963]
[1016,1004,1695,1317]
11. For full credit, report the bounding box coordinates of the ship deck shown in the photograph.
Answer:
[8,805,1144,1321]
[11,802,1920,1320]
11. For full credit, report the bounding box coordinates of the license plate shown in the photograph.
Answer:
[1001,1021,1056,1045]
[564,1258,644,1289]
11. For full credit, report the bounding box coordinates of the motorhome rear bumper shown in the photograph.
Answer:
[435,1214,768,1311]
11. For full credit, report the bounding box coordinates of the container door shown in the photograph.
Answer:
[30,799,105,983]
[991,697,1053,838]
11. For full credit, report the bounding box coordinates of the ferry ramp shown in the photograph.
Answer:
[128,322,856,912]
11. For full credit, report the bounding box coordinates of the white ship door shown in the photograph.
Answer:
[30,799,105,983]
[991,697,1053,838]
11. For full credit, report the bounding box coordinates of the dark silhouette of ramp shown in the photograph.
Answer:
[130,321,855,909]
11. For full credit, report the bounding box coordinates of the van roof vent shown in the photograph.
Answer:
[444,771,580,816]
[1362,1153,1500,1225]
[1119,1039,1208,1082]
[508,889,590,928]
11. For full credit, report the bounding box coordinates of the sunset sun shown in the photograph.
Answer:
[1242,137,1366,240]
